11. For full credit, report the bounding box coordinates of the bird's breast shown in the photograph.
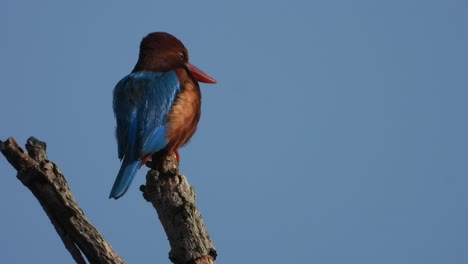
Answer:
[166,74,202,151]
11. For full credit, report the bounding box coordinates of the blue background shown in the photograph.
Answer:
[1,0,468,263]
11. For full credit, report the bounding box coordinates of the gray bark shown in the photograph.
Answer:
[0,137,216,264]
[0,137,124,264]
[142,154,217,264]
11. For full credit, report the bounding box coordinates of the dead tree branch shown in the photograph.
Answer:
[0,137,216,264]
[141,154,217,264]
[0,137,124,264]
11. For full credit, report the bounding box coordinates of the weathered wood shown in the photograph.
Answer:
[1,137,125,264]
[1,136,217,264]
[141,154,217,264]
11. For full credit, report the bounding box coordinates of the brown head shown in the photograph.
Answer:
[132,32,216,84]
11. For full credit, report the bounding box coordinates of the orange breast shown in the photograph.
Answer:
[166,70,202,152]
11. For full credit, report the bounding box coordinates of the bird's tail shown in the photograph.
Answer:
[109,157,142,199]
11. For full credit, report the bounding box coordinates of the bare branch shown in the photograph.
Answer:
[1,137,125,264]
[1,137,217,264]
[141,154,217,264]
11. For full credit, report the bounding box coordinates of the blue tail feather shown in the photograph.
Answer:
[109,157,142,199]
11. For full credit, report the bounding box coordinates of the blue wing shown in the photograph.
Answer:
[110,71,181,199]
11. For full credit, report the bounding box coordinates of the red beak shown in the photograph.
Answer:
[187,62,217,84]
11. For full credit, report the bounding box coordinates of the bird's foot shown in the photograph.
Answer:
[144,150,179,170]
[140,154,152,169]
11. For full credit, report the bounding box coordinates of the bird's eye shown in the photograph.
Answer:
[179,51,186,60]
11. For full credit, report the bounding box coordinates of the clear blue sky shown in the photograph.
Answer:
[1,0,468,263]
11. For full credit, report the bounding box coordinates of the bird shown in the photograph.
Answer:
[109,32,216,199]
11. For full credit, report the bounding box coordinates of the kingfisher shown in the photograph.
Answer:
[109,32,216,199]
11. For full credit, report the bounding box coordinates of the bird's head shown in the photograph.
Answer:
[133,32,216,84]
